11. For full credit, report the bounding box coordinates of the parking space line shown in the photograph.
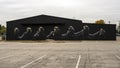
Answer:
[20,55,46,68]
[75,55,81,68]
[0,55,14,60]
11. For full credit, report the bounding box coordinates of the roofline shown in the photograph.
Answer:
[83,23,116,25]
[7,14,82,23]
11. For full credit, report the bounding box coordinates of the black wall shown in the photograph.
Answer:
[6,15,116,40]
[83,23,116,40]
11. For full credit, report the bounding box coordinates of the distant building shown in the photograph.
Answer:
[6,15,116,40]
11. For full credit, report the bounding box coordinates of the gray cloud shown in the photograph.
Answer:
[0,0,120,26]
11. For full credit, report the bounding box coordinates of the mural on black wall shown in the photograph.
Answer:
[46,26,61,39]
[14,27,20,35]
[62,26,75,39]
[74,25,106,40]
[33,26,46,40]
[13,25,106,40]
[74,25,90,39]
[7,15,116,40]
[89,28,106,39]
[18,27,32,39]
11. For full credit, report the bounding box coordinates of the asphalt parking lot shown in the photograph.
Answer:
[0,38,120,68]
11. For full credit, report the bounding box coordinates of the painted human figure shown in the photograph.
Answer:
[99,28,106,36]
[14,27,20,39]
[98,28,106,39]
[89,28,106,39]
[62,26,75,39]
[83,25,89,39]
[14,27,19,34]
[34,26,45,40]
[74,25,90,39]
[47,26,61,39]
[19,27,32,39]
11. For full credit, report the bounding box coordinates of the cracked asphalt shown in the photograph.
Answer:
[0,38,120,68]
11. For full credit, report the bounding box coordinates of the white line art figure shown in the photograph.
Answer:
[19,27,32,39]
[74,25,90,39]
[34,26,44,37]
[74,25,106,39]
[89,28,106,39]
[47,26,60,39]
[14,27,19,34]
[62,26,75,37]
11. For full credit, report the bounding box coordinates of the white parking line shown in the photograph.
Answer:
[75,55,81,68]
[20,55,46,68]
[0,55,14,60]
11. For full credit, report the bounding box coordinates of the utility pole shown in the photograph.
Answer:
[0,24,1,30]
[0,24,1,35]
[118,21,120,34]
[108,21,110,24]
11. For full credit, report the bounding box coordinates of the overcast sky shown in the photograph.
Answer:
[0,0,120,26]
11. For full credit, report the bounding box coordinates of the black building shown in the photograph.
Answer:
[6,15,116,40]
